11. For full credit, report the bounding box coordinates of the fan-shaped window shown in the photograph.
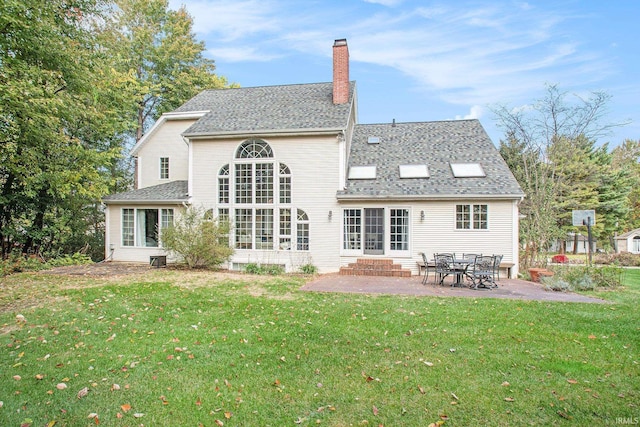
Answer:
[236,139,273,159]
[222,141,308,252]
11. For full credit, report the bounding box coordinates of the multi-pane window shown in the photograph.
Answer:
[279,208,291,250]
[122,209,134,246]
[456,204,488,230]
[160,157,169,179]
[279,164,291,203]
[235,164,252,203]
[255,163,274,203]
[235,209,252,249]
[225,139,308,251]
[255,209,274,249]
[390,209,409,250]
[343,209,362,250]
[297,209,309,251]
[218,164,229,204]
[161,209,174,230]
[122,208,173,247]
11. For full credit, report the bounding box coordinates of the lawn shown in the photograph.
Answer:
[1,268,638,426]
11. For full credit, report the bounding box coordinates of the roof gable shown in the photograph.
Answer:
[340,120,524,199]
[179,82,356,137]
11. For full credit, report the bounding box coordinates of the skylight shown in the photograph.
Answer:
[367,136,380,144]
[348,165,376,179]
[450,163,485,178]
[399,164,429,178]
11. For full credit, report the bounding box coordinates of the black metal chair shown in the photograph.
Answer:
[434,253,455,286]
[469,255,496,289]
[492,254,504,285]
[420,252,432,285]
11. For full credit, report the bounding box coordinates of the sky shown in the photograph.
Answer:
[168,0,639,148]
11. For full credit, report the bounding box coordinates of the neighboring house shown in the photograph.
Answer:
[103,39,525,277]
[549,233,596,254]
[615,228,640,254]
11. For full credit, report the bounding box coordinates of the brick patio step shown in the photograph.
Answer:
[339,258,411,277]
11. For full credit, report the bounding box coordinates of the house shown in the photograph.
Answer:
[103,39,525,277]
[549,232,595,254]
[615,228,640,254]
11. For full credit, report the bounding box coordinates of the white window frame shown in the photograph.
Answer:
[160,157,170,180]
[455,204,488,230]
[341,207,411,256]
[224,139,309,251]
[121,208,174,247]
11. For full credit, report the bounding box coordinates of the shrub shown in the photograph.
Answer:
[244,263,285,275]
[543,264,624,291]
[300,264,318,275]
[161,207,234,268]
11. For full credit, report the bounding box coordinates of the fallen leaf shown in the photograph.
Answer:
[372,405,379,416]
[588,334,596,339]
[501,381,510,387]
[13,375,21,381]
[35,374,44,380]
[504,397,515,402]
[56,383,67,390]
[133,413,144,418]
[87,413,98,419]
[567,379,578,384]
[224,412,232,419]
[77,387,89,399]
[418,385,425,394]
[120,404,131,412]
[557,410,573,419]
[214,420,224,426]
[46,421,56,427]
[111,384,120,391]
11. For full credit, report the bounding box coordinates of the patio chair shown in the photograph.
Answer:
[492,254,504,284]
[469,255,496,289]
[462,253,481,262]
[434,253,455,286]
[420,252,432,285]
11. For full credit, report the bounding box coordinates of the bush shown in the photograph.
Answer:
[593,252,640,267]
[244,263,285,275]
[160,207,234,268]
[300,264,318,275]
[543,265,624,292]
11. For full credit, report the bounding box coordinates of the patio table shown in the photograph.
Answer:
[450,259,471,287]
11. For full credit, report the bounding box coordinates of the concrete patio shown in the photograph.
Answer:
[300,273,608,303]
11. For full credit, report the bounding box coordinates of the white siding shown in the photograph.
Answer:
[137,119,195,188]
[189,135,343,274]
[105,204,185,263]
[338,199,519,276]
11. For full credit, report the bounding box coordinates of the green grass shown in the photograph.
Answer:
[1,269,638,426]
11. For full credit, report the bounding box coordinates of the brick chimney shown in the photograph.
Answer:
[333,39,349,104]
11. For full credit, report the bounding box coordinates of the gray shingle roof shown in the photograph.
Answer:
[179,82,355,136]
[338,120,524,199]
[102,181,189,204]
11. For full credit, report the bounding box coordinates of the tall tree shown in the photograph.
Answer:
[0,0,119,257]
[97,0,232,189]
[493,84,628,266]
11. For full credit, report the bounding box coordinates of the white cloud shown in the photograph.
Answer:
[168,0,281,41]
[455,105,485,120]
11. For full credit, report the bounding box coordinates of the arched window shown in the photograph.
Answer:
[218,164,229,204]
[225,140,308,251]
[633,236,640,252]
[236,139,273,159]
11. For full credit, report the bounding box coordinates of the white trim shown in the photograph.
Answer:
[131,111,209,155]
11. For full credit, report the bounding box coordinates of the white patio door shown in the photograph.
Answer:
[364,208,384,255]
